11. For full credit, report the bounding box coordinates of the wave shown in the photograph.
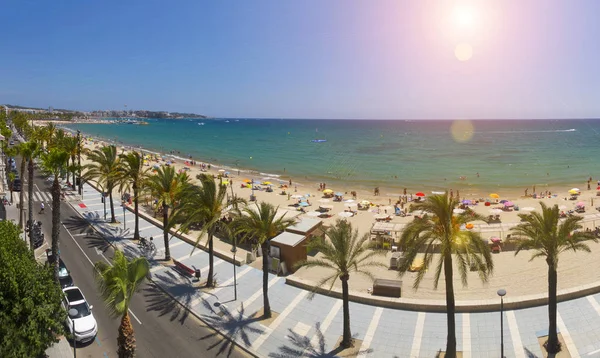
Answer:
[483,129,576,134]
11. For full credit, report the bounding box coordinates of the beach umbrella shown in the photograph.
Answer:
[224,171,230,175]
[335,192,344,196]
[431,191,445,195]
[503,201,514,207]
[221,180,229,185]
[318,199,330,203]
[559,205,568,210]
[243,179,252,183]
[306,211,321,217]
[218,169,225,172]
[489,193,500,199]
[569,188,580,194]
[338,212,353,217]
[489,208,503,214]
[262,181,272,185]
[490,237,502,243]
[415,192,425,197]
[499,200,508,204]
[521,207,535,212]
[597,186,600,190]
[465,223,474,229]
[344,199,355,203]
[299,202,310,207]
[453,208,465,214]
[323,189,334,194]
[360,200,371,206]
[576,201,585,207]
[462,199,472,205]
[291,194,303,199]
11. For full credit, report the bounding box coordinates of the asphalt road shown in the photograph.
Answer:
[22,154,253,358]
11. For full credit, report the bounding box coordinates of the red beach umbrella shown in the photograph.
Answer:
[415,192,425,197]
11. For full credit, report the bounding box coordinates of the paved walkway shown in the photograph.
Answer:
[69,183,600,357]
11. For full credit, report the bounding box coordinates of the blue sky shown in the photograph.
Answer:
[1,0,600,119]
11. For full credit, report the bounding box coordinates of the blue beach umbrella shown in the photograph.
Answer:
[299,202,309,207]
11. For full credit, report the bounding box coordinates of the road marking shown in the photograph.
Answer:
[462,313,471,358]
[251,290,309,351]
[359,307,383,354]
[506,310,525,358]
[64,223,143,326]
[72,233,88,237]
[190,266,253,307]
[557,311,578,357]
[175,248,204,262]
[410,312,426,358]
[288,322,310,340]
[309,299,342,348]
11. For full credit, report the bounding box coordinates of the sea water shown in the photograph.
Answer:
[64,118,600,195]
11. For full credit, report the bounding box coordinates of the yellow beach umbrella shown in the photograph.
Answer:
[489,193,499,199]
[262,181,272,185]
[323,189,334,194]
[222,181,229,185]
[243,179,252,183]
[569,188,580,195]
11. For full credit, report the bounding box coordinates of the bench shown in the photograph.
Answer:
[372,279,402,298]
[173,259,196,277]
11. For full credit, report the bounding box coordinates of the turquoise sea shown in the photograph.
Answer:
[64,118,600,195]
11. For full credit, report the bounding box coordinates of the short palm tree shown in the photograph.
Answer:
[17,141,39,249]
[398,193,493,358]
[94,250,149,358]
[116,151,149,241]
[295,220,386,348]
[39,148,70,282]
[510,202,596,354]
[83,145,120,223]
[234,202,295,318]
[175,173,246,287]
[145,166,189,260]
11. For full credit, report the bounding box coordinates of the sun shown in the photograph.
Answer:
[453,4,477,30]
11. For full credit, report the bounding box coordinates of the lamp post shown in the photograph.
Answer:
[231,237,237,301]
[68,308,78,358]
[123,204,126,230]
[497,288,506,358]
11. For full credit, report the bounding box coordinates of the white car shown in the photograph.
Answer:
[62,286,98,343]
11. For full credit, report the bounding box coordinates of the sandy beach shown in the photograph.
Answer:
[65,127,600,301]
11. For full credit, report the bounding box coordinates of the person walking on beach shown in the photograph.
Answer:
[525,188,528,197]
[533,185,536,194]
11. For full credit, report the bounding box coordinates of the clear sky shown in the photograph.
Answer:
[1,0,600,119]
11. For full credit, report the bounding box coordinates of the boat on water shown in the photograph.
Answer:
[198,122,205,126]
[311,128,326,142]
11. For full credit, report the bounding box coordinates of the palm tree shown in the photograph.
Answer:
[295,220,386,348]
[234,202,295,318]
[60,135,79,189]
[94,250,149,358]
[175,173,246,287]
[83,145,120,223]
[398,193,494,358]
[145,166,189,260]
[16,141,39,249]
[115,151,149,241]
[39,148,70,282]
[510,202,596,354]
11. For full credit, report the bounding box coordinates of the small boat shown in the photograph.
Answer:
[198,123,205,126]
[311,139,327,143]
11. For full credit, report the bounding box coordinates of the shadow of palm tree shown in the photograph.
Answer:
[524,347,540,358]
[199,301,264,357]
[149,269,200,322]
[268,323,373,358]
[142,280,191,324]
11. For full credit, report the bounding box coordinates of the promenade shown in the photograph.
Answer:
[64,182,600,357]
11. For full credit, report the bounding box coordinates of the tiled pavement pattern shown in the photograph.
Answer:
[69,183,600,357]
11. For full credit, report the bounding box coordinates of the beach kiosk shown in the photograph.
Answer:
[270,218,323,274]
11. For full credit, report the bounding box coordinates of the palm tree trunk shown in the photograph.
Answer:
[109,187,116,223]
[117,312,136,358]
[18,156,25,229]
[207,232,214,287]
[133,184,139,241]
[444,252,457,358]
[261,241,271,318]
[51,177,61,282]
[27,159,34,250]
[163,204,170,260]
[71,155,76,190]
[546,260,560,353]
[341,275,352,348]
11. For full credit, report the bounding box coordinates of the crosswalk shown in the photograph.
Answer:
[11,190,53,204]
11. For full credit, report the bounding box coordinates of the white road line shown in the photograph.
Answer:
[169,240,186,249]
[506,311,525,358]
[251,290,309,351]
[33,191,43,202]
[410,312,426,358]
[462,313,471,358]
[63,223,143,326]
[139,224,157,231]
[587,295,600,316]
[175,248,204,262]
[288,322,311,339]
[235,276,281,315]
[190,266,253,307]
[359,307,383,354]
[309,299,342,348]
[72,233,88,237]
[556,311,578,357]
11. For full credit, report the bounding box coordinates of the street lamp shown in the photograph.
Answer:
[231,237,237,301]
[123,204,126,230]
[68,308,78,358]
[497,288,507,358]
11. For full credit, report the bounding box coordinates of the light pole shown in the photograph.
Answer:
[231,237,237,301]
[68,308,78,358]
[497,288,506,358]
[123,204,126,230]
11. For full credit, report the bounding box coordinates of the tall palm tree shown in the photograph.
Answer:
[234,202,295,318]
[94,250,149,358]
[60,135,79,189]
[295,220,386,348]
[16,141,39,249]
[175,173,246,287]
[145,166,189,260]
[510,202,596,354]
[398,193,494,358]
[83,145,120,223]
[115,151,149,241]
[39,148,69,282]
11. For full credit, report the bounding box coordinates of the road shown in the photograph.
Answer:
[20,154,252,358]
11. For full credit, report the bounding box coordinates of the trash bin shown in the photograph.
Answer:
[195,268,201,280]
[250,194,256,202]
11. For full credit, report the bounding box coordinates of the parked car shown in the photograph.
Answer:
[11,178,22,192]
[62,286,98,343]
[46,249,73,288]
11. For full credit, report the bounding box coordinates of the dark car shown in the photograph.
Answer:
[46,250,74,288]
[12,178,22,192]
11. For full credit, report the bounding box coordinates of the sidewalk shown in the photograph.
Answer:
[68,183,600,357]
[45,337,74,358]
